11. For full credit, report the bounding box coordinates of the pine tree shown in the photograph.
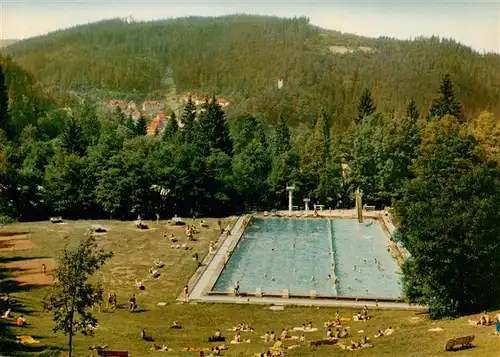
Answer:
[113,106,125,124]
[0,64,9,133]
[135,115,147,136]
[163,112,178,141]
[61,117,86,156]
[180,97,197,142]
[320,110,331,163]
[429,74,464,121]
[406,99,419,120]
[197,97,233,156]
[124,115,135,132]
[272,115,291,156]
[357,88,376,124]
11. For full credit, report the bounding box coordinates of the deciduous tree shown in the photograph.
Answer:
[42,234,113,357]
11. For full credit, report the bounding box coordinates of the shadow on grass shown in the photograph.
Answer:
[447,345,476,352]
[0,231,31,237]
[0,255,57,356]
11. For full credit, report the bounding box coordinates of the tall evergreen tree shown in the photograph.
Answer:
[320,110,331,163]
[61,117,86,156]
[272,115,291,156]
[163,112,178,141]
[429,74,464,121]
[357,88,376,124]
[406,98,420,120]
[135,115,147,136]
[180,97,197,142]
[113,106,125,124]
[0,64,8,133]
[197,97,233,156]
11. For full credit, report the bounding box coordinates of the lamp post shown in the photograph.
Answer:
[303,198,310,217]
[355,187,363,223]
[286,185,295,217]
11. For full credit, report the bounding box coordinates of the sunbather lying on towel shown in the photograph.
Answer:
[469,315,493,326]
[2,308,13,319]
[88,345,108,351]
[208,329,225,342]
[227,323,253,332]
[16,336,40,344]
[230,339,251,344]
[292,325,318,332]
[339,328,349,339]
[154,259,165,268]
[170,321,182,329]
[182,347,212,352]
[151,343,172,351]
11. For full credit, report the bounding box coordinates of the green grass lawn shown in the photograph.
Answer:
[1,218,499,357]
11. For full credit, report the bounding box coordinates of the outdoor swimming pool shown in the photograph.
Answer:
[212,217,401,298]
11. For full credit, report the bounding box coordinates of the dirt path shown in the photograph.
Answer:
[0,231,56,286]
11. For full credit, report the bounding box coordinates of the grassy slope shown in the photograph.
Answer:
[1,219,499,357]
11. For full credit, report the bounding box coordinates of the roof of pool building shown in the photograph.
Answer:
[183,211,424,310]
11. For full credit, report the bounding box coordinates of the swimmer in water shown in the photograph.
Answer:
[353,265,356,271]
[327,274,332,280]
[376,263,381,270]
[364,260,367,264]
[311,276,315,281]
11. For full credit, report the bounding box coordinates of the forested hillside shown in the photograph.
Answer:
[4,15,500,128]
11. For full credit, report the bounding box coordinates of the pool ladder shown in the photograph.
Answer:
[327,220,339,295]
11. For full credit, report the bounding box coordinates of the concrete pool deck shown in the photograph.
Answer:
[181,210,424,311]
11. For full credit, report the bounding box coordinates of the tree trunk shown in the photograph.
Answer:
[68,300,75,357]
[68,320,73,357]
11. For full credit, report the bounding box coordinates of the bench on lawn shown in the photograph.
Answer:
[445,335,474,351]
[97,350,128,357]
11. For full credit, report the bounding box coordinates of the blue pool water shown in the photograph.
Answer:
[213,217,401,298]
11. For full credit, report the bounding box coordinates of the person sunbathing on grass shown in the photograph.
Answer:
[326,328,334,339]
[171,321,182,329]
[339,328,349,338]
[2,308,13,319]
[269,331,275,342]
[234,332,242,343]
[334,328,341,338]
[272,338,283,350]
[16,315,26,326]
[374,330,384,338]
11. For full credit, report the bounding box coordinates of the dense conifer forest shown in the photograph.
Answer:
[3,15,500,128]
[0,15,499,319]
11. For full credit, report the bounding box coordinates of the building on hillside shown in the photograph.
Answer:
[216,98,231,107]
[142,100,163,112]
[124,108,142,121]
[109,100,126,110]
[146,116,168,136]
[127,101,137,110]
[194,97,210,106]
